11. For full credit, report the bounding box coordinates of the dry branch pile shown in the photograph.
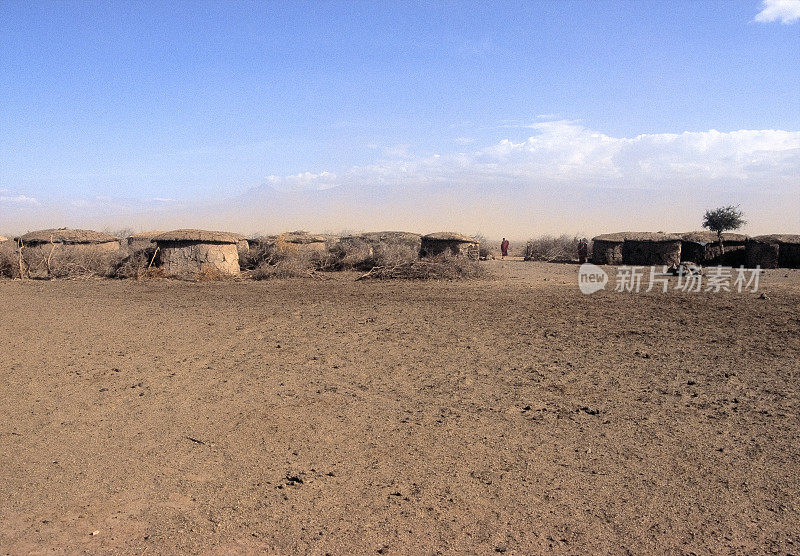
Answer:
[356,257,485,281]
[525,234,582,262]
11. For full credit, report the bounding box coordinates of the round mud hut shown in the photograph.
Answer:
[420,232,480,259]
[152,230,241,278]
[591,233,628,265]
[746,235,800,269]
[679,231,748,265]
[621,232,682,266]
[16,228,121,253]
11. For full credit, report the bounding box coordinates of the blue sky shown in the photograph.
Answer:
[1,1,799,236]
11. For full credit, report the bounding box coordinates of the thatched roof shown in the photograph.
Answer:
[279,231,328,244]
[593,232,681,243]
[680,231,749,243]
[423,232,478,243]
[152,229,240,244]
[752,234,800,245]
[16,228,119,245]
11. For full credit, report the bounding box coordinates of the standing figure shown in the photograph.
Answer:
[578,237,589,264]
[501,238,510,259]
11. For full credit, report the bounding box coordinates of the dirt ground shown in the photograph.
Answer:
[1,262,798,554]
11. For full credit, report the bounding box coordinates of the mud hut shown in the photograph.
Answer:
[680,231,748,265]
[420,232,479,259]
[15,228,121,253]
[746,235,800,269]
[591,233,628,265]
[621,233,682,266]
[152,230,240,277]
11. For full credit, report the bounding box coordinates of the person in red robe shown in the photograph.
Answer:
[500,238,509,259]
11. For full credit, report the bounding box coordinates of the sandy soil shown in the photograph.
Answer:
[1,262,799,554]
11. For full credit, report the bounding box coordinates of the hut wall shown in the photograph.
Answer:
[681,241,746,264]
[591,240,623,265]
[680,241,706,264]
[158,242,240,277]
[778,243,800,268]
[745,240,779,269]
[420,239,479,259]
[622,240,681,266]
[716,245,746,267]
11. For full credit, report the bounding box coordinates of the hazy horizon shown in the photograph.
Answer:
[2,1,799,238]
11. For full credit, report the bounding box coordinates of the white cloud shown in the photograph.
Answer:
[266,170,339,191]
[754,0,800,23]
[263,121,799,193]
[0,194,39,206]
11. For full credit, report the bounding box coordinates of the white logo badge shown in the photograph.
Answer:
[578,263,608,294]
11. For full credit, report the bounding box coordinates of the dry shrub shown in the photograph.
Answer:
[17,245,126,279]
[252,255,317,279]
[196,265,232,282]
[524,234,582,262]
[242,237,337,269]
[330,238,419,271]
[251,248,328,280]
[357,254,485,281]
[239,239,273,270]
[112,249,163,280]
[1,242,163,280]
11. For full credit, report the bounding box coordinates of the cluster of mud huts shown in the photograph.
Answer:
[591,231,800,268]
[6,227,481,279]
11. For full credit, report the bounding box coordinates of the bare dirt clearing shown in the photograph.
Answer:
[1,262,799,554]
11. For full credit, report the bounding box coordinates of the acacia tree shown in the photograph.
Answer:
[702,205,746,254]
